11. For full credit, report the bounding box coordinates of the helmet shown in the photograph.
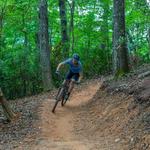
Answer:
[73,53,80,61]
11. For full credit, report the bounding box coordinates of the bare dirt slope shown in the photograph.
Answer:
[19,79,126,150]
[29,80,104,150]
[1,75,149,150]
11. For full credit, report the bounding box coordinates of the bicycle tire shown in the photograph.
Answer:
[52,87,64,113]
[61,93,68,106]
[52,99,59,113]
[61,85,70,106]
[61,97,67,106]
[55,87,62,100]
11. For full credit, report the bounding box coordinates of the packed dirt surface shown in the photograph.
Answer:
[25,79,106,150]
[17,79,133,150]
[0,69,150,150]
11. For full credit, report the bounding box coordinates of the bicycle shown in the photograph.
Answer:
[52,75,71,113]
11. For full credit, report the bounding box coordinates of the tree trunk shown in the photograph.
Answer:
[22,13,28,96]
[113,0,129,77]
[0,10,3,50]
[39,0,52,91]
[58,0,69,58]
[0,88,16,122]
[0,1,7,51]
[148,28,150,57]
[68,0,75,52]
[101,0,110,71]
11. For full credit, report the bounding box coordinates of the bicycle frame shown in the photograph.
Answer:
[52,78,71,113]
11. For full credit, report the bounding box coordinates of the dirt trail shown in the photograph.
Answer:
[26,80,125,150]
[30,80,102,150]
[1,74,149,149]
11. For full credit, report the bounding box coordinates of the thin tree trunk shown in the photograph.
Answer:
[0,11,3,50]
[0,1,7,51]
[68,0,75,52]
[39,0,52,91]
[58,0,69,58]
[148,28,150,60]
[22,13,28,96]
[113,0,129,77]
[101,0,110,71]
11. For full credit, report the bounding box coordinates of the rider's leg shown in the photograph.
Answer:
[68,79,75,94]
[65,70,73,85]
[68,73,79,94]
[64,71,80,100]
[63,70,73,87]
[64,80,74,100]
[63,70,73,100]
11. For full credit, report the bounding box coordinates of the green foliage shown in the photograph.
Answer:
[126,0,150,63]
[0,0,41,99]
[0,0,149,99]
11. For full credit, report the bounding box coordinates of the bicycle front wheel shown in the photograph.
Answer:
[52,100,59,113]
[61,96,67,106]
[52,87,64,113]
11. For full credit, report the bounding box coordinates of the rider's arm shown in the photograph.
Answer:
[56,58,71,72]
[56,62,64,72]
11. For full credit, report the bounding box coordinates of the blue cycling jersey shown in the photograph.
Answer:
[62,58,82,73]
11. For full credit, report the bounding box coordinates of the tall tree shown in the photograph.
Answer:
[100,0,110,71]
[58,0,69,58]
[0,1,7,51]
[39,0,52,90]
[113,0,129,76]
[67,0,75,52]
[22,11,28,95]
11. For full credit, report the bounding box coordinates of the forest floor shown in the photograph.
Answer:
[0,64,150,150]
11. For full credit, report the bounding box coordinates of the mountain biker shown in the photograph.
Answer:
[56,53,83,99]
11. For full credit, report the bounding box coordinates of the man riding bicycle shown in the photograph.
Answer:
[56,53,83,100]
